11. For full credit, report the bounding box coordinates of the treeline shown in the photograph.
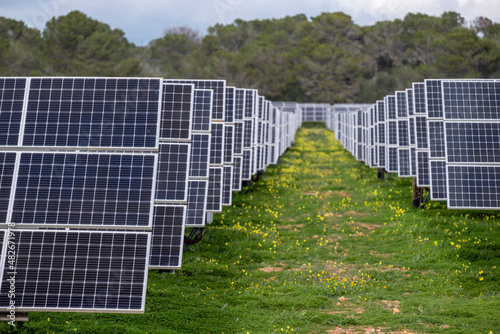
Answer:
[1,10,500,103]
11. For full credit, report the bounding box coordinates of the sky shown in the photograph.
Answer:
[1,0,499,46]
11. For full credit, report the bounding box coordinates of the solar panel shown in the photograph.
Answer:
[155,143,190,203]
[415,116,428,149]
[0,152,16,224]
[10,152,156,229]
[185,180,208,227]
[150,205,185,269]
[443,81,500,120]
[425,80,443,118]
[241,150,252,181]
[413,82,426,115]
[243,120,253,149]
[191,89,213,132]
[416,151,430,187]
[234,89,245,120]
[160,83,193,140]
[225,87,235,123]
[445,122,500,164]
[0,78,25,146]
[429,160,447,200]
[0,230,150,313]
[24,78,162,149]
[234,121,244,155]
[232,155,243,191]
[398,149,411,176]
[410,147,417,176]
[222,166,233,206]
[164,80,225,121]
[428,121,445,158]
[189,133,211,178]
[224,125,234,164]
[447,165,500,209]
[206,167,223,212]
[210,123,224,165]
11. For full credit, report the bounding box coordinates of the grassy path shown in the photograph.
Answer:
[9,123,499,333]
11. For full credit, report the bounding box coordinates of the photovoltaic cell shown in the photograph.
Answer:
[185,180,208,227]
[398,149,411,177]
[447,165,500,209]
[410,147,417,176]
[417,151,430,187]
[0,78,26,146]
[0,153,16,224]
[234,89,245,120]
[150,205,185,268]
[232,156,243,191]
[244,90,255,119]
[388,121,398,145]
[430,160,447,200]
[234,122,244,155]
[192,89,212,132]
[206,167,223,212]
[242,150,252,181]
[387,147,398,173]
[413,82,426,115]
[222,166,233,206]
[0,230,150,312]
[425,80,443,118]
[12,152,156,228]
[398,120,409,147]
[24,78,161,149]
[428,121,445,158]
[409,118,416,146]
[164,80,225,121]
[445,122,500,164]
[443,81,500,120]
[210,123,224,165]
[225,87,235,123]
[243,120,253,148]
[415,116,428,149]
[160,83,193,140]
[189,133,211,178]
[224,125,234,164]
[155,143,190,203]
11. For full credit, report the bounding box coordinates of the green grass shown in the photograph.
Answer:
[4,122,499,333]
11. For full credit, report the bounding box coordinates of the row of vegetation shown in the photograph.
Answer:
[1,10,500,103]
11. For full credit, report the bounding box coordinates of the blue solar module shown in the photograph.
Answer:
[225,87,235,123]
[11,152,156,228]
[0,153,16,224]
[155,143,190,203]
[224,125,234,164]
[24,78,162,149]
[164,80,225,121]
[430,160,447,200]
[185,180,208,227]
[0,230,151,312]
[234,122,244,155]
[161,83,193,140]
[388,121,398,145]
[243,120,253,149]
[192,89,213,132]
[210,123,224,165]
[416,151,430,187]
[232,156,243,191]
[425,80,443,118]
[445,122,500,164]
[0,78,26,146]
[415,116,428,149]
[234,89,245,120]
[409,118,416,146]
[410,147,417,176]
[189,133,211,178]
[398,149,411,177]
[443,81,500,120]
[447,165,500,209]
[428,121,445,158]
[244,90,255,119]
[398,120,409,147]
[242,150,252,181]
[222,166,233,206]
[150,205,185,269]
[206,167,223,212]
[387,147,398,173]
[413,82,426,115]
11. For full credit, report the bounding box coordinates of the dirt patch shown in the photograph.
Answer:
[335,191,352,198]
[343,211,368,217]
[259,266,283,273]
[276,224,304,230]
[326,327,412,334]
[369,251,394,258]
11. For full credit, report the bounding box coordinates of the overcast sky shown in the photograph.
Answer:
[1,0,499,46]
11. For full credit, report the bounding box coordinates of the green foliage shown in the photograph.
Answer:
[1,10,500,101]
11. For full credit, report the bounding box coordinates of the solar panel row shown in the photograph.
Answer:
[329,79,500,210]
[0,76,302,314]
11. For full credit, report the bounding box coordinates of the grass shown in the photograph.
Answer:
[4,122,499,333]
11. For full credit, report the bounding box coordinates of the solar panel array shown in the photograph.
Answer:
[329,79,500,210]
[0,76,302,315]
